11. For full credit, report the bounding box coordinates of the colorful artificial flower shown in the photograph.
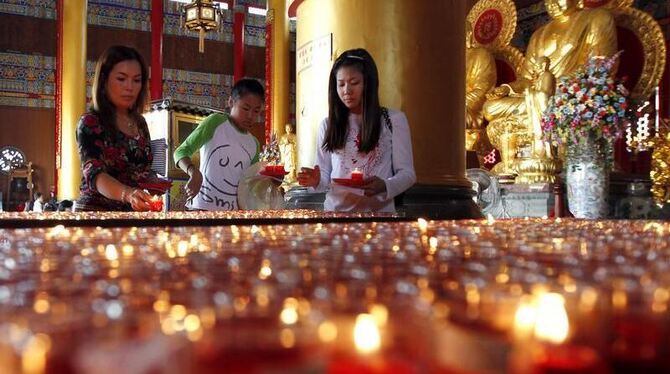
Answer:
[541,53,628,150]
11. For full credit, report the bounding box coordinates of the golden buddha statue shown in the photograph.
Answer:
[465,21,497,161]
[279,124,298,185]
[483,0,617,182]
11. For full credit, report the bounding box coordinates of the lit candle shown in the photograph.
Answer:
[354,313,381,354]
[149,195,164,212]
[326,309,419,374]
[351,169,363,182]
[512,293,605,374]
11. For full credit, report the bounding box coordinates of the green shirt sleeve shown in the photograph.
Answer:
[251,136,260,164]
[173,112,228,164]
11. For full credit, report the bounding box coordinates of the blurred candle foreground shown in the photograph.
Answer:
[512,293,606,374]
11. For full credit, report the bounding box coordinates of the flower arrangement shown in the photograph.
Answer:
[541,52,629,149]
[259,133,281,164]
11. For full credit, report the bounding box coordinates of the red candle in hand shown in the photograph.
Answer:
[351,169,363,182]
[149,196,163,212]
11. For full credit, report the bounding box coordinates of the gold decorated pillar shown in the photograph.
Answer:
[57,0,87,200]
[295,0,478,217]
[268,0,290,139]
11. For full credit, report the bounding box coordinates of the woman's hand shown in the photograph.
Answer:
[126,188,153,211]
[185,168,203,201]
[361,176,387,197]
[297,165,320,187]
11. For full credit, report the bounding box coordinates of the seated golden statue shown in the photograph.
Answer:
[279,124,297,185]
[483,0,617,181]
[465,21,497,159]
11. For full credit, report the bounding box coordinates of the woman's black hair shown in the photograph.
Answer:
[90,45,149,132]
[323,48,381,153]
[231,78,265,102]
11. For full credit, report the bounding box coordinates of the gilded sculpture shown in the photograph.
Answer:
[279,124,298,185]
[650,119,670,204]
[465,0,521,175]
[465,21,497,163]
[484,0,618,182]
[514,56,562,183]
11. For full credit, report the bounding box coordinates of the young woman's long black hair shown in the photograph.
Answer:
[323,48,381,153]
[90,45,149,133]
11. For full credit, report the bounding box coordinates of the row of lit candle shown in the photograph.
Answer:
[0,217,669,373]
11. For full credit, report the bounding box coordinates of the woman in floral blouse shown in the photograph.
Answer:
[74,45,154,211]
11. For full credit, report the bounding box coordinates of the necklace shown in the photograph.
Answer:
[118,114,136,131]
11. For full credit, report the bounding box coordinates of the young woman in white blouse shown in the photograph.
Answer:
[298,48,416,212]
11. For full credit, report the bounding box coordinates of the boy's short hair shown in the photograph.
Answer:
[57,200,73,212]
[231,79,264,101]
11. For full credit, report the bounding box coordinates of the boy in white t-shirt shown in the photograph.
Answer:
[173,79,263,211]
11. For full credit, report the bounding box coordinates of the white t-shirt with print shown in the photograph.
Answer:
[175,113,259,211]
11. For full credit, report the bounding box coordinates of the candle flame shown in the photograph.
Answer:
[22,333,51,374]
[104,244,119,261]
[417,218,428,233]
[513,296,537,339]
[280,299,299,325]
[429,237,438,251]
[354,313,381,354]
[369,304,389,327]
[318,320,338,342]
[534,293,569,344]
[177,240,189,257]
[259,259,272,280]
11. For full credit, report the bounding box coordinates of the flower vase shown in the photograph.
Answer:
[565,137,610,219]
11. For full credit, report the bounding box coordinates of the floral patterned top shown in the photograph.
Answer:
[75,112,153,211]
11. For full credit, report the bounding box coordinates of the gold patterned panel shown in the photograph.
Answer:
[613,7,667,100]
[467,0,517,49]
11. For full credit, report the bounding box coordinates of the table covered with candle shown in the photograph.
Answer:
[0,214,669,373]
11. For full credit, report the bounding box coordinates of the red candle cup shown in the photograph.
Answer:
[351,170,363,182]
[328,353,417,374]
[610,315,664,373]
[531,343,606,374]
[275,164,286,174]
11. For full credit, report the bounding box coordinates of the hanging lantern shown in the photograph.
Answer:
[181,0,223,53]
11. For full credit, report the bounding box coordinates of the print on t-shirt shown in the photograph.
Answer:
[200,141,254,210]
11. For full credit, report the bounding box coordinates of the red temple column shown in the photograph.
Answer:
[265,10,274,145]
[233,4,246,83]
[150,0,164,100]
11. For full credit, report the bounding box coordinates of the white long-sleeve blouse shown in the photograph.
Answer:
[312,109,416,212]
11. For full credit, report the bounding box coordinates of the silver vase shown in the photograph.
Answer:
[566,138,609,219]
